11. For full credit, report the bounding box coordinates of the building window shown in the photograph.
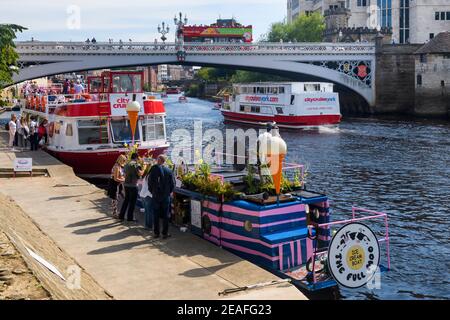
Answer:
[378,0,392,28]
[447,12,450,20]
[430,33,434,39]
[435,12,440,20]
[417,75,422,86]
[420,54,427,63]
[399,0,409,43]
[357,0,368,6]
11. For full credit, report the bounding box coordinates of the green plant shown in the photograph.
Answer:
[180,162,237,201]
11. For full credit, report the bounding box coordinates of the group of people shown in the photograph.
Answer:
[62,78,85,95]
[108,153,175,239]
[7,113,47,151]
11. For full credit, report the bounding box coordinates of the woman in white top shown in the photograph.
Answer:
[8,114,17,148]
[139,168,153,230]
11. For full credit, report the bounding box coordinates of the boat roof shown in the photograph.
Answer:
[234,82,334,86]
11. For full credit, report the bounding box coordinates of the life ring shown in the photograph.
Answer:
[40,96,46,112]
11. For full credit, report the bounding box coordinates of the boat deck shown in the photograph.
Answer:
[0,130,307,300]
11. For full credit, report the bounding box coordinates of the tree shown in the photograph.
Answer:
[265,13,325,43]
[231,70,291,83]
[0,24,27,88]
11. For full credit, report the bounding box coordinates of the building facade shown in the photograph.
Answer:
[414,32,450,117]
[287,0,450,44]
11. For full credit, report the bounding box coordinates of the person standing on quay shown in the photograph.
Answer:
[14,114,21,147]
[139,167,153,230]
[149,155,175,239]
[8,114,17,150]
[119,153,145,222]
[108,155,126,219]
[29,116,38,151]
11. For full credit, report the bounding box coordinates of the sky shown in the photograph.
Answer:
[0,0,287,42]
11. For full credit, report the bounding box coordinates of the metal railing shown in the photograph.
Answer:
[15,41,375,56]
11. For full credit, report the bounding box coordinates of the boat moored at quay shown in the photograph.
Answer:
[21,70,169,177]
[221,82,342,129]
[168,126,390,294]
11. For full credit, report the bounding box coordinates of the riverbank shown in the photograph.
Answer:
[0,129,306,300]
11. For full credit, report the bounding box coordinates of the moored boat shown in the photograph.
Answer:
[21,70,169,177]
[221,82,342,129]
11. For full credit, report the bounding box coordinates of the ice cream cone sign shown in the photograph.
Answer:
[126,100,141,143]
[267,136,287,195]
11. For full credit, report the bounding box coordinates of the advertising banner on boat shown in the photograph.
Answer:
[327,222,380,288]
[300,92,340,116]
[110,94,144,117]
[239,95,282,105]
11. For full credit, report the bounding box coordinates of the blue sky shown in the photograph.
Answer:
[1,0,287,42]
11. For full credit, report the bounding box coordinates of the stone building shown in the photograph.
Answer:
[414,32,450,117]
[287,0,450,44]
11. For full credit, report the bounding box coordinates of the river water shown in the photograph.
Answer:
[2,96,449,300]
[164,95,450,300]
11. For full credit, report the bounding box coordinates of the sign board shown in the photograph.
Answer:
[190,200,202,229]
[14,158,32,172]
[109,93,144,117]
[327,222,380,288]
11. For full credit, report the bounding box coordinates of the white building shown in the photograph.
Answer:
[286,0,450,44]
[158,65,169,82]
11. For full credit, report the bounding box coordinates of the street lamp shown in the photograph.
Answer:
[174,12,188,43]
[157,22,169,43]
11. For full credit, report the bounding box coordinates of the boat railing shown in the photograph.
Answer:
[24,93,110,114]
[305,206,390,284]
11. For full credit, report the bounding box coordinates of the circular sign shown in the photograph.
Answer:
[327,222,380,288]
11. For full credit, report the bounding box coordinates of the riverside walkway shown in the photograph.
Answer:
[0,131,306,300]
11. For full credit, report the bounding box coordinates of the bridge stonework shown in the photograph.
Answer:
[14,41,376,108]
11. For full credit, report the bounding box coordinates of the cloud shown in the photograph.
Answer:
[0,0,286,42]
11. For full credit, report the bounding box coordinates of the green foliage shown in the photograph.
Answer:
[230,70,292,83]
[265,13,325,43]
[180,162,237,201]
[0,24,27,87]
[186,83,200,97]
[196,67,236,82]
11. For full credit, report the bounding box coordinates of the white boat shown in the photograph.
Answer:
[220,82,341,129]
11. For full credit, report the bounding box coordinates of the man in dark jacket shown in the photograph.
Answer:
[149,155,175,239]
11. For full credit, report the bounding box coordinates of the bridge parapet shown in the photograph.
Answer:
[15,41,375,56]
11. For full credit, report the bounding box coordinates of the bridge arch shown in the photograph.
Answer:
[13,42,376,108]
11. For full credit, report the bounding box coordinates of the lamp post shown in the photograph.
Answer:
[157,22,169,43]
[174,12,188,44]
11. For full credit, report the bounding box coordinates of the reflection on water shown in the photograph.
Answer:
[163,95,450,300]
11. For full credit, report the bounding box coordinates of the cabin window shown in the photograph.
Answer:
[240,105,245,112]
[110,119,140,143]
[89,78,103,93]
[279,87,285,94]
[112,74,141,93]
[142,116,165,141]
[276,107,284,114]
[78,119,108,145]
[66,123,73,136]
[54,121,62,135]
[251,106,260,113]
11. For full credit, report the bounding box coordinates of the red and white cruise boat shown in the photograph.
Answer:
[220,82,341,128]
[22,70,169,177]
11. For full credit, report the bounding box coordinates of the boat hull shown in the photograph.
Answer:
[45,145,168,177]
[221,111,341,128]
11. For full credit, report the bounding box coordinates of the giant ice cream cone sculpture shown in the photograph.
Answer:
[126,100,141,144]
[267,136,287,195]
